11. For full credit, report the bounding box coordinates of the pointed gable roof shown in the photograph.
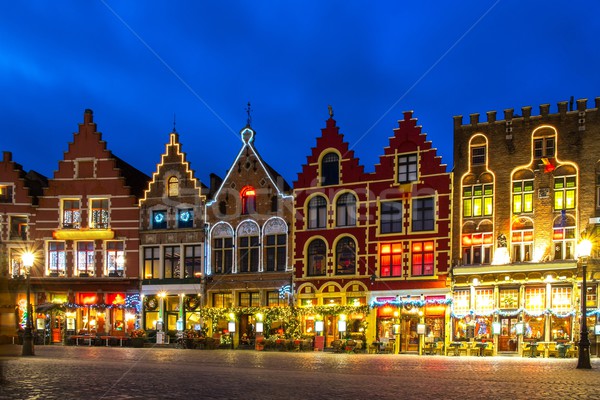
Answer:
[208,125,292,204]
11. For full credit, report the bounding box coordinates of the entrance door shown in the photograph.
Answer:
[52,315,63,343]
[400,316,419,352]
[499,317,518,352]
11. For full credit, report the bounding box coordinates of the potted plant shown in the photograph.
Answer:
[130,329,145,348]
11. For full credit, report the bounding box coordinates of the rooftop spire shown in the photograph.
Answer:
[246,101,252,127]
[173,113,177,133]
[328,104,334,118]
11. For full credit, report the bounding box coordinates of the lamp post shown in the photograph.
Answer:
[21,252,35,356]
[577,239,592,369]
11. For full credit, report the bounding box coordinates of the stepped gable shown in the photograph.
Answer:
[373,110,448,180]
[294,111,365,188]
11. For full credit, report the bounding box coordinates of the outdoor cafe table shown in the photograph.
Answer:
[100,335,128,347]
[449,342,463,356]
[525,342,538,358]
[537,341,555,358]
[474,342,488,356]
[71,335,94,346]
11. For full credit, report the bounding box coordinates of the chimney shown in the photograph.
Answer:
[84,109,94,124]
[210,173,223,193]
[3,151,12,162]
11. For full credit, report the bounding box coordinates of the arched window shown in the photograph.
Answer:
[241,186,256,215]
[308,196,327,229]
[335,237,356,275]
[336,193,356,227]
[307,239,326,276]
[167,176,179,197]
[321,152,339,186]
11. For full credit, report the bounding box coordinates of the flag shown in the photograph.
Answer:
[541,157,555,173]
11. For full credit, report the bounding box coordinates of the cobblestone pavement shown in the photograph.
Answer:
[0,345,599,400]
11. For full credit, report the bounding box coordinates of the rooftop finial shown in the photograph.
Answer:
[173,113,177,132]
[328,105,334,118]
[246,101,252,127]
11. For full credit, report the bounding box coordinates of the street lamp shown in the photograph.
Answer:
[577,239,592,369]
[21,252,35,356]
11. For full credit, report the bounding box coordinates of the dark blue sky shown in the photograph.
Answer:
[2,1,599,186]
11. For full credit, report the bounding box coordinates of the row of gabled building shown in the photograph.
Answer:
[1,97,600,355]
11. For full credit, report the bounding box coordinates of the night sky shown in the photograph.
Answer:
[2,1,600,187]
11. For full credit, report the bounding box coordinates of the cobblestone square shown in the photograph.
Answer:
[1,345,599,399]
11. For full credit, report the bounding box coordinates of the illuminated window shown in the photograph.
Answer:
[512,180,534,214]
[106,241,124,277]
[308,196,327,229]
[239,235,259,273]
[152,210,167,229]
[265,234,286,272]
[212,293,232,308]
[471,146,486,165]
[143,247,160,279]
[533,137,555,159]
[48,241,66,276]
[184,245,202,278]
[554,175,576,210]
[336,193,356,227]
[475,288,494,313]
[239,292,260,307]
[9,215,27,240]
[398,153,418,183]
[462,232,493,265]
[90,198,109,229]
[453,290,470,314]
[335,237,356,275]
[553,215,576,260]
[77,241,94,276]
[586,285,597,308]
[213,237,233,274]
[380,201,403,234]
[499,289,519,309]
[525,287,546,311]
[411,241,434,276]
[307,239,326,276]
[267,291,285,306]
[167,176,179,197]
[62,199,81,228]
[551,286,572,312]
[380,243,402,277]
[511,223,533,263]
[241,186,256,215]
[412,198,434,232]
[462,184,493,218]
[321,152,339,186]
[178,208,193,228]
[164,246,180,278]
[0,184,13,203]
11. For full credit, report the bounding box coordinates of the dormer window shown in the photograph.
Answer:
[397,153,418,183]
[241,186,256,215]
[321,152,339,186]
[167,176,179,197]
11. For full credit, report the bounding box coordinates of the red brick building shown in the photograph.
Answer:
[0,152,46,337]
[293,109,452,352]
[31,109,148,341]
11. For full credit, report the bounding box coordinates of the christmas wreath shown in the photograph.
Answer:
[185,296,200,311]
[145,296,158,311]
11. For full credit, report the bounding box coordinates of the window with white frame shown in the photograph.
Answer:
[553,215,576,260]
[471,146,486,166]
[62,199,81,228]
[90,198,109,229]
[336,193,356,227]
[551,286,572,312]
[0,184,13,203]
[77,241,95,276]
[48,241,66,276]
[525,287,546,311]
[143,247,160,279]
[475,288,494,313]
[380,243,402,277]
[461,231,493,265]
[106,241,124,277]
[9,215,27,240]
[533,137,555,159]
[453,290,470,314]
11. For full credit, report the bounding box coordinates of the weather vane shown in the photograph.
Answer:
[246,101,252,127]
[173,113,177,132]
[328,105,334,118]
